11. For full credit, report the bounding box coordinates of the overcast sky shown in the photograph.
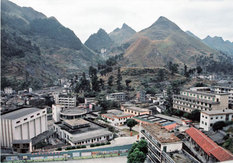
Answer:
[11,0,233,43]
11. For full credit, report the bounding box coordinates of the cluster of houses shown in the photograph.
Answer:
[1,83,233,163]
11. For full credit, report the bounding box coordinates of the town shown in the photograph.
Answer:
[1,67,233,162]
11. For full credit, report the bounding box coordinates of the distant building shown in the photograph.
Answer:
[186,127,233,162]
[136,90,146,102]
[53,119,113,146]
[54,93,76,108]
[141,124,183,163]
[106,92,126,101]
[173,87,229,113]
[134,114,177,131]
[214,86,233,107]
[4,87,13,95]
[121,105,151,116]
[200,109,233,131]
[1,108,48,153]
[101,110,134,126]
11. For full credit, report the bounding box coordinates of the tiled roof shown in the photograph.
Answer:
[186,127,233,161]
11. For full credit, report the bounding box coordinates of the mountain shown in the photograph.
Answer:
[203,36,233,57]
[84,28,114,53]
[109,23,136,45]
[121,16,222,68]
[1,0,99,90]
[186,31,201,40]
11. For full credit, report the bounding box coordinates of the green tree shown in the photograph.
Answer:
[157,69,165,82]
[168,61,179,75]
[189,109,200,121]
[99,78,105,90]
[126,119,138,131]
[89,66,99,92]
[117,67,122,90]
[196,66,202,74]
[108,75,114,87]
[213,121,226,131]
[125,79,132,91]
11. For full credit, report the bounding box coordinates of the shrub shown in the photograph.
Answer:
[90,144,95,147]
[72,146,76,149]
[101,143,105,146]
[57,147,62,151]
[81,145,86,148]
[96,143,100,146]
[76,146,81,149]
[106,141,111,145]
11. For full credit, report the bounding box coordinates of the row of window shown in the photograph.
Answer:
[16,111,45,124]
[182,92,215,101]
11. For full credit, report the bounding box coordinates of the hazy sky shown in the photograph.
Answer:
[11,0,233,43]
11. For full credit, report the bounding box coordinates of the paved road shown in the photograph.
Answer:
[43,156,127,163]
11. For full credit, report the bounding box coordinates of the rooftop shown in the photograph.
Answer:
[109,92,126,95]
[134,114,175,125]
[63,119,90,127]
[183,90,229,97]
[1,107,42,120]
[185,127,233,161]
[202,109,233,116]
[142,124,181,143]
[61,108,87,115]
[126,106,150,112]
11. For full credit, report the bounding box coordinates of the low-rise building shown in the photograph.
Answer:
[4,87,13,95]
[134,114,177,130]
[173,87,229,113]
[1,108,48,153]
[54,93,76,108]
[101,110,134,126]
[106,92,126,101]
[121,105,152,116]
[53,119,113,146]
[141,124,183,163]
[185,127,233,162]
[200,109,233,131]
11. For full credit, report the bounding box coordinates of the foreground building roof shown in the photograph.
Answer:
[186,127,233,162]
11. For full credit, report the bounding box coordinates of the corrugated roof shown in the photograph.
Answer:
[1,108,42,120]
[186,127,233,161]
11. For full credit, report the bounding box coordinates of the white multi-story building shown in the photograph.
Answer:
[54,93,76,108]
[4,87,13,95]
[101,110,134,126]
[106,92,126,101]
[200,109,233,131]
[214,86,233,107]
[0,108,47,153]
[173,87,229,113]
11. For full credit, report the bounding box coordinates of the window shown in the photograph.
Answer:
[16,121,20,124]
[216,117,218,119]
[24,118,27,121]
[37,113,40,116]
[31,115,34,118]
[43,111,45,113]
[211,117,213,120]
[202,121,204,124]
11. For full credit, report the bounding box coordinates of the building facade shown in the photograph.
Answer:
[200,109,233,131]
[54,94,76,108]
[121,104,152,116]
[173,88,229,113]
[214,86,233,107]
[1,108,48,153]
[141,124,182,163]
[106,92,126,101]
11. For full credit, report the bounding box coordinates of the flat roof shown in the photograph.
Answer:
[125,106,149,112]
[1,108,42,120]
[61,108,86,115]
[202,109,233,116]
[63,119,89,127]
[142,124,181,144]
[184,90,229,96]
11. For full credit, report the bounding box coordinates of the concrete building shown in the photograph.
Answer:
[121,105,152,116]
[200,109,233,131]
[134,114,177,131]
[185,127,233,162]
[136,90,146,102]
[214,86,233,107]
[1,108,48,153]
[141,124,183,163]
[101,110,134,126]
[173,87,229,113]
[53,119,113,146]
[54,93,76,108]
[52,104,87,122]
[106,92,126,101]
[4,87,13,95]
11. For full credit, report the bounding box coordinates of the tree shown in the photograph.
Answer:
[127,148,146,163]
[108,75,114,87]
[157,69,165,82]
[184,64,189,77]
[127,139,148,163]
[117,67,122,90]
[99,78,105,90]
[125,79,132,90]
[126,119,138,131]
[168,61,179,75]
[189,109,200,121]
[89,66,99,92]
[213,121,226,131]
[196,66,202,74]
